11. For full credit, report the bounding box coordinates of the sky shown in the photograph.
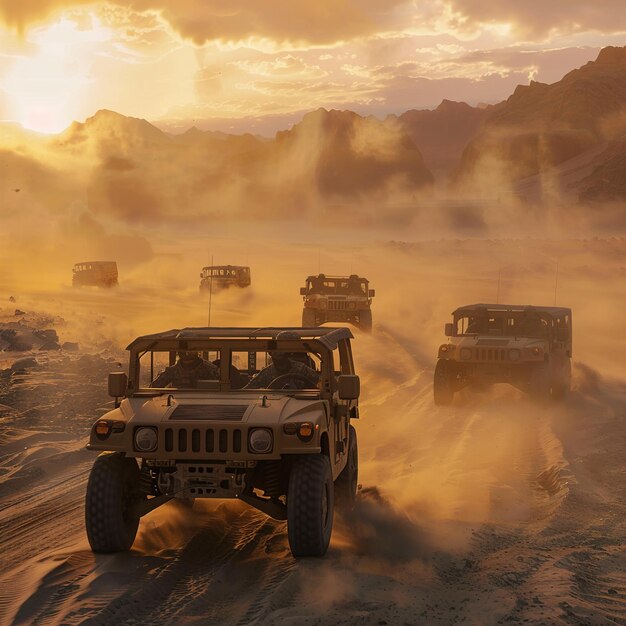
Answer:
[0,1,625,135]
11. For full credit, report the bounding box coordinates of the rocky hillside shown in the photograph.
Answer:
[390,100,490,176]
[2,108,433,223]
[456,46,626,190]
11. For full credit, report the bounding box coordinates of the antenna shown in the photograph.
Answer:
[207,254,214,327]
[553,262,559,306]
[496,264,502,304]
[318,249,321,274]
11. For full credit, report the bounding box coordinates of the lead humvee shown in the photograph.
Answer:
[72,261,118,288]
[300,274,375,331]
[199,265,251,291]
[434,304,572,405]
[85,327,360,558]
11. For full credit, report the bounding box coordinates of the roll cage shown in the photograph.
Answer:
[125,327,355,398]
[303,275,369,296]
[450,304,572,343]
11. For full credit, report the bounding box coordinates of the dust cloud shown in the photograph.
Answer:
[1,220,625,623]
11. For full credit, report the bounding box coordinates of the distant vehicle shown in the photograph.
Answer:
[85,327,361,558]
[199,265,251,291]
[72,261,118,288]
[300,274,375,331]
[434,304,572,405]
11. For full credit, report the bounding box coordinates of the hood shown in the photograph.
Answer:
[120,393,326,426]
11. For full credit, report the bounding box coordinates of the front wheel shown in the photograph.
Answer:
[528,363,552,404]
[85,452,144,553]
[302,308,317,327]
[287,455,334,557]
[357,310,372,332]
[434,359,455,406]
[552,358,571,401]
[335,426,358,511]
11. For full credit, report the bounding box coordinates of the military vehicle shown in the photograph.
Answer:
[300,274,375,331]
[72,261,118,288]
[200,265,251,291]
[85,327,360,558]
[434,304,572,405]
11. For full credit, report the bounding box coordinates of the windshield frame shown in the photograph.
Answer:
[452,309,558,339]
[128,338,334,397]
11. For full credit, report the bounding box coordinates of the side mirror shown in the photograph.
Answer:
[108,372,128,399]
[368,289,376,297]
[337,375,360,400]
[199,273,203,278]
[444,323,454,337]
[299,287,307,296]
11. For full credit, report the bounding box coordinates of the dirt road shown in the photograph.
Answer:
[0,238,625,625]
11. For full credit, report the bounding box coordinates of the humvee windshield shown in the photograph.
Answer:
[308,278,367,295]
[454,310,570,339]
[138,346,323,392]
[201,267,249,279]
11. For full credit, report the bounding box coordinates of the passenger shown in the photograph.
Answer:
[151,351,219,388]
[466,314,487,334]
[519,313,545,337]
[245,332,319,389]
[245,350,319,389]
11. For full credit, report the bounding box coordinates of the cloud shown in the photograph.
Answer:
[0,0,410,45]
[446,1,626,37]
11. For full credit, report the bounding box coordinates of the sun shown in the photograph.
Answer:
[3,17,111,134]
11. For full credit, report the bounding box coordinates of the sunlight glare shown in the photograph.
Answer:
[4,16,112,134]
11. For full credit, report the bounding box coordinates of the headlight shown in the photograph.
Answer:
[249,428,273,453]
[320,300,327,309]
[460,348,472,360]
[134,427,158,452]
[508,349,521,362]
[348,302,356,309]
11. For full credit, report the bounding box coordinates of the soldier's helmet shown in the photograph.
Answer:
[177,350,200,363]
[271,331,301,362]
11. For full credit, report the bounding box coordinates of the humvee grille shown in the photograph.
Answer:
[170,405,248,421]
[163,427,245,454]
[474,348,508,361]
[328,300,347,310]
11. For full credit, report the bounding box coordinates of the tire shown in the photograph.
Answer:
[528,363,552,404]
[85,452,144,553]
[302,308,317,327]
[552,357,571,401]
[434,359,455,406]
[335,426,358,511]
[358,310,372,332]
[287,455,334,557]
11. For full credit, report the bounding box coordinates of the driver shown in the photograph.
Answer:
[245,332,319,390]
[151,351,219,388]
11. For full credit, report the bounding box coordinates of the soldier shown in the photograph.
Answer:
[466,311,487,334]
[245,332,319,389]
[151,351,219,388]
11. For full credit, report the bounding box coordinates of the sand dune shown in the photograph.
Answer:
[0,237,625,625]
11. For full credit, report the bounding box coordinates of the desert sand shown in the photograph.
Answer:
[0,232,625,625]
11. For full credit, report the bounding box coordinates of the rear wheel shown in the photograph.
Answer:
[358,310,373,332]
[287,455,334,557]
[335,426,358,511]
[434,359,455,406]
[85,452,144,553]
